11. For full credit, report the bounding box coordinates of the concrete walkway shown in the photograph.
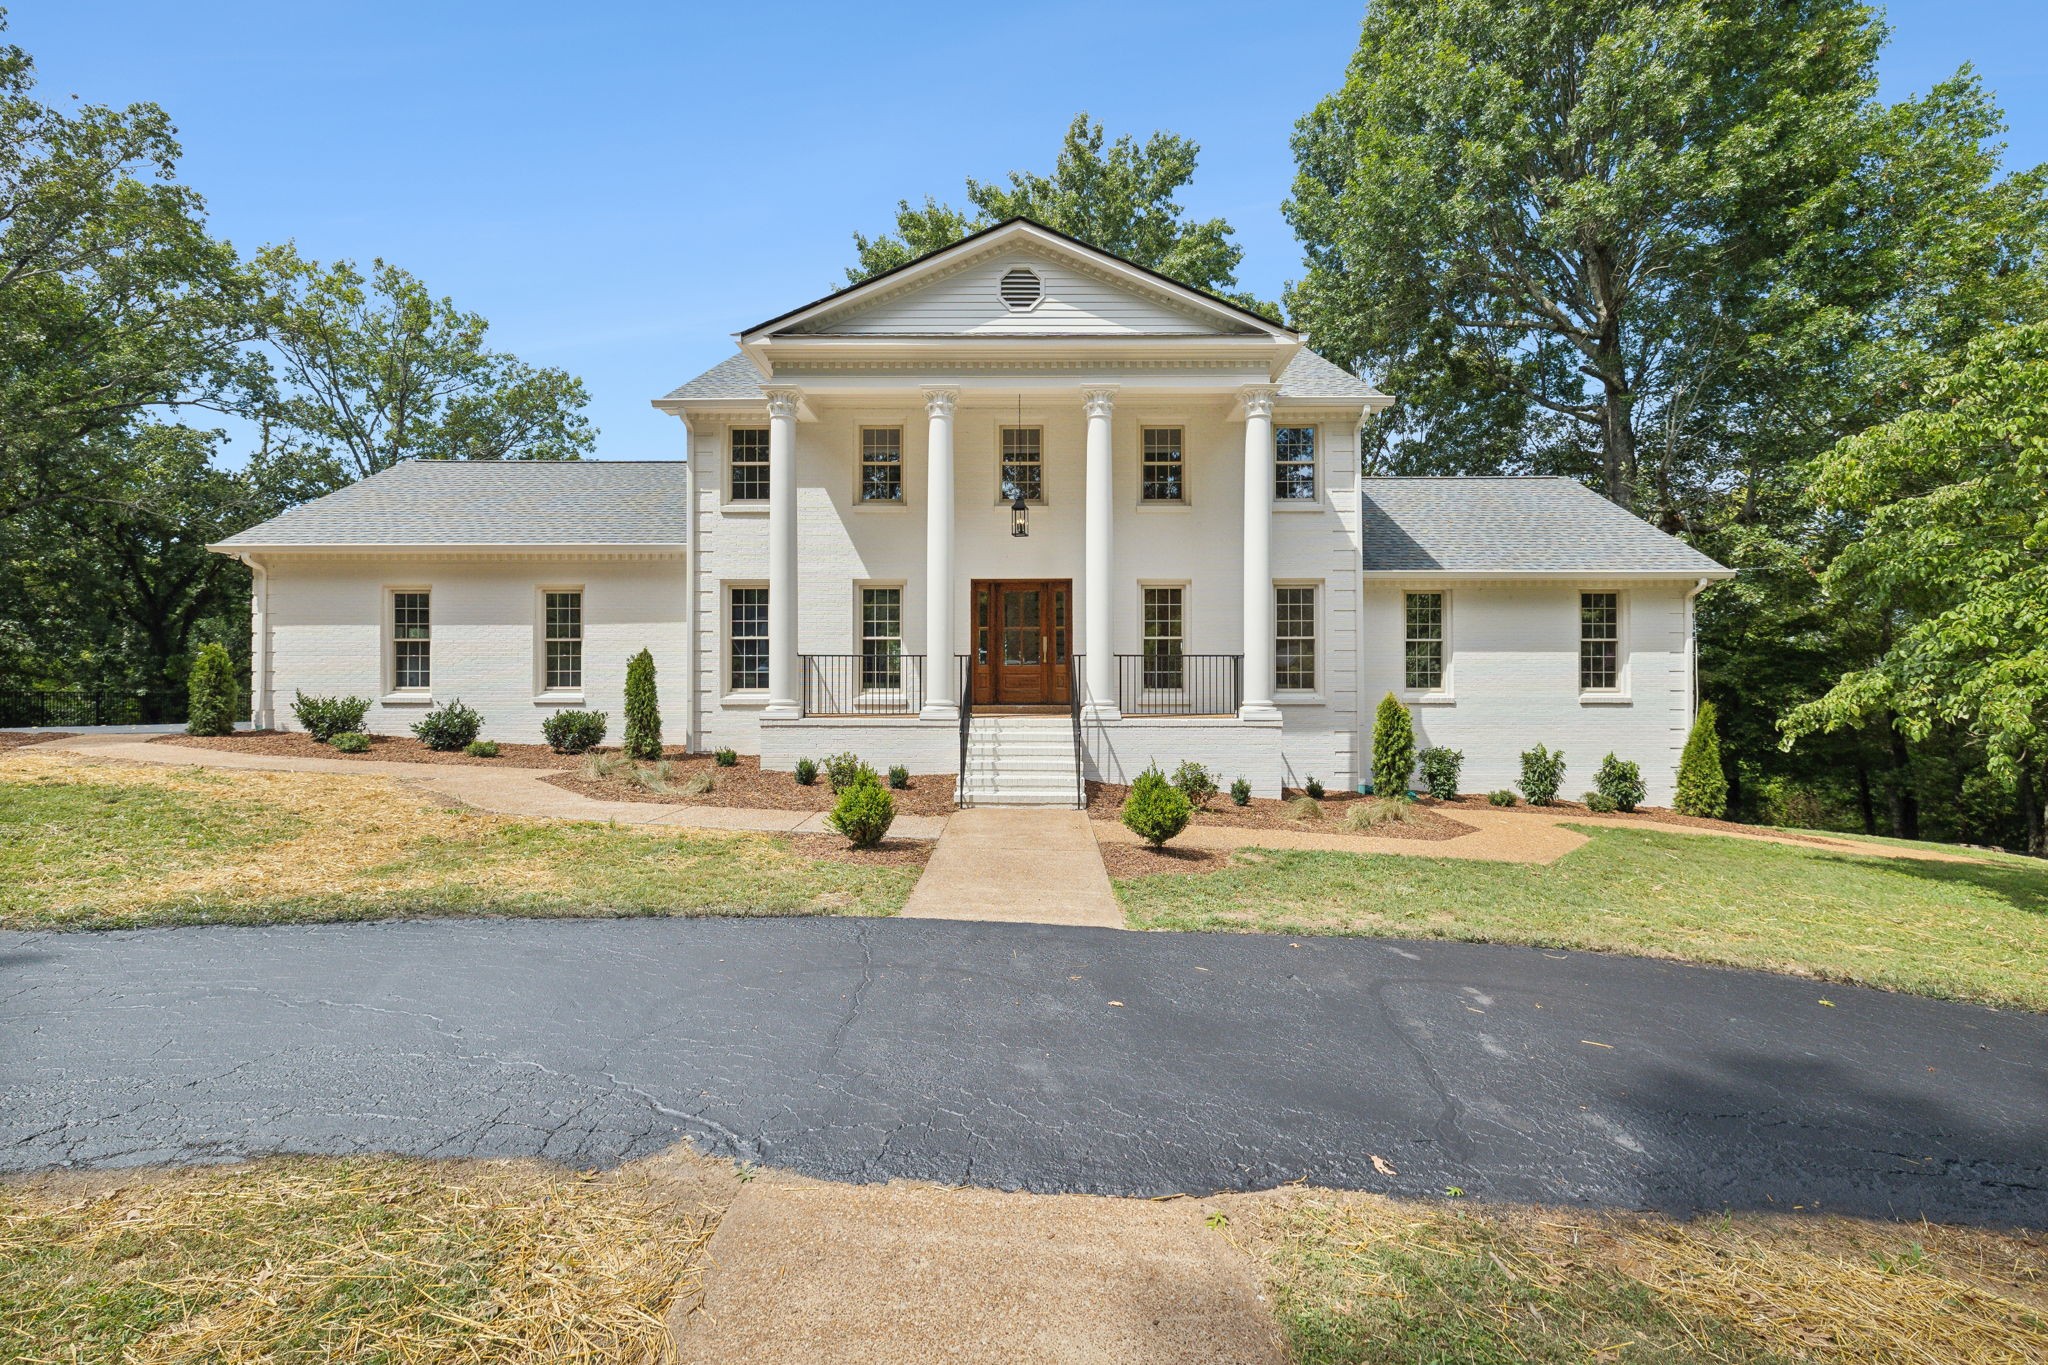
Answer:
[901,807,1124,927]
[29,734,951,840]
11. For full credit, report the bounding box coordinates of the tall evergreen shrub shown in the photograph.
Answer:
[623,649,662,761]
[185,643,237,737]
[1675,702,1729,818]
[1371,692,1415,795]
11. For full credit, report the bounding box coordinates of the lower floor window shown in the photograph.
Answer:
[1581,591,1620,690]
[730,587,768,691]
[861,587,902,689]
[392,590,430,691]
[1275,585,1317,691]
[1404,592,1444,691]
[543,590,582,691]
[1142,586,1184,689]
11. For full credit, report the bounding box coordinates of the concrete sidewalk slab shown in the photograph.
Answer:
[672,1174,1288,1365]
[901,807,1122,927]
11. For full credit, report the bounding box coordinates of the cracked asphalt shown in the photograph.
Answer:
[4,916,2045,1226]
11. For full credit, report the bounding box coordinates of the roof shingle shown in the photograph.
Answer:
[1360,477,1728,575]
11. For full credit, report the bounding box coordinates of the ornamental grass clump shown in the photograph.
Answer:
[185,642,238,737]
[622,649,662,760]
[1344,794,1413,832]
[412,699,482,752]
[1518,744,1566,806]
[1675,702,1730,818]
[1120,766,1192,848]
[1371,692,1415,796]
[542,709,607,754]
[1287,795,1324,821]
[827,772,894,848]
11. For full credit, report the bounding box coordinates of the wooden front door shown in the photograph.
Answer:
[970,580,1072,706]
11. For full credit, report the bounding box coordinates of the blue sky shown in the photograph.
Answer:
[17,1,2048,462]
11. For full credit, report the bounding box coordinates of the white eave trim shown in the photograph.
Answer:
[206,541,687,557]
[1361,567,1736,581]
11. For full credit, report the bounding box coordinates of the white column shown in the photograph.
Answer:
[245,555,271,728]
[1240,385,1281,722]
[920,388,960,720]
[1082,385,1119,719]
[763,386,802,720]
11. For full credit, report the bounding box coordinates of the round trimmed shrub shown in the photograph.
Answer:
[330,731,371,754]
[412,698,483,752]
[715,747,740,768]
[827,774,895,848]
[1121,766,1192,847]
[1488,789,1518,807]
[292,690,371,742]
[887,763,910,790]
[465,739,500,758]
[542,709,608,754]
[795,757,818,786]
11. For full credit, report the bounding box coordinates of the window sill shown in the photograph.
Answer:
[721,692,770,708]
[381,692,433,706]
[1274,692,1326,707]
[854,500,910,512]
[720,502,769,516]
[1135,500,1191,510]
[1271,499,1323,513]
[534,692,585,706]
[1579,693,1633,706]
[1401,692,1456,706]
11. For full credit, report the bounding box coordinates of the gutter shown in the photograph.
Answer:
[236,553,272,729]
[1684,576,1711,719]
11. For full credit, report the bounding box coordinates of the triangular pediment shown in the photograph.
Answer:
[743,219,1289,343]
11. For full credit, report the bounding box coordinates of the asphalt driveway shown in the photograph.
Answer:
[4,917,2044,1227]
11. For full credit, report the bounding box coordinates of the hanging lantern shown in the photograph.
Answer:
[1011,491,1030,537]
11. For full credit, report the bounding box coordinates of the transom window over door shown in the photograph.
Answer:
[861,587,902,690]
[1275,585,1317,692]
[1404,592,1444,691]
[729,427,769,502]
[543,590,582,691]
[1142,587,1184,689]
[1141,427,1184,502]
[1275,426,1317,500]
[1581,592,1620,690]
[391,591,430,691]
[729,587,769,692]
[860,427,902,502]
[999,426,1042,503]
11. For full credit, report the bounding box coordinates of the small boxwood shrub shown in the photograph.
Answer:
[330,731,371,754]
[622,648,662,760]
[1371,693,1415,796]
[1304,775,1325,800]
[293,690,370,743]
[823,751,871,791]
[412,698,482,752]
[827,774,895,848]
[1120,766,1192,847]
[1171,760,1217,809]
[1518,745,1566,806]
[1593,753,1646,812]
[1584,790,1619,813]
[185,642,238,737]
[1229,777,1251,806]
[1488,789,1518,807]
[887,764,910,790]
[542,709,607,754]
[1675,702,1730,818]
[1418,747,1464,800]
[714,746,739,768]
[464,739,500,758]
[794,757,818,786]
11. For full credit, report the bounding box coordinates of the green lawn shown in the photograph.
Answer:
[0,752,915,930]
[1115,825,2048,1012]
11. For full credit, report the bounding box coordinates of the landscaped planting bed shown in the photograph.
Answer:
[546,752,958,817]
[0,732,72,752]
[1084,780,1473,840]
[156,730,585,767]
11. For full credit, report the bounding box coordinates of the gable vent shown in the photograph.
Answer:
[998,267,1043,312]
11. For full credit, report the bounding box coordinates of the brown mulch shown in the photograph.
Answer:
[0,731,73,752]
[1085,780,1473,842]
[545,753,959,817]
[1096,842,1235,878]
[1425,792,1844,844]
[787,834,936,869]
[155,730,586,768]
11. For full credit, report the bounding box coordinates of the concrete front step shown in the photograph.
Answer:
[958,715,1083,808]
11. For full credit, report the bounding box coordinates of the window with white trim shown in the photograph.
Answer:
[391,591,430,691]
[729,587,769,692]
[1141,427,1184,502]
[543,590,582,691]
[860,427,902,502]
[999,426,1042,503]
[1580,592,1620,690]
[1404,592,1444,691]
[1275,585,1317,692]
[861,587,902,691]
[1275,426,1317,500]
[1142,586,1184,690]
[729,427,769,502]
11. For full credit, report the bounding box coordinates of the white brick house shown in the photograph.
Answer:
[215,219,1730,804]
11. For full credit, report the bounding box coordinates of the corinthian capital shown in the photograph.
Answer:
[1240,385,1279,420]
[922,388,959,419]
[762,387,803,420]
[1080,386,1118,419]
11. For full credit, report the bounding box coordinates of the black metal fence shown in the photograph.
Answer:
[799,653,927,716]
[0,686,194,729]
[1112,653,1242,717]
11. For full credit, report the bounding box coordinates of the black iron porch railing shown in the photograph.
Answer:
[799,653,926,717]
[1113,653,1243,717]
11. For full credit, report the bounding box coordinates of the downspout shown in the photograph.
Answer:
[1684,577,1708,719]
[681,418,700,755]
[242,553,272,729]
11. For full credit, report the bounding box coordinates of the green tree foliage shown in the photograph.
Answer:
[250,244,595,479]
[183,642,236,736]
[1121,765,1193,848]
[622,649,662,760]
[847,114,1272,316]
[1675,703,1730,819]
[1371,693,1416,795]
[1782,323,2048,851]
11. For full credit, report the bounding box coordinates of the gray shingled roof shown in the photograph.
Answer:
[1361,477,1729,575]
[660,348,1383,403]
[212,460,688,549]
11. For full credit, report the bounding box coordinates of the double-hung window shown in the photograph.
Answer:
[861,587,903,691]
[1404,592,1444,691]
[391,591,430,692]
[1275,426,1317,501]
[543,590,583,692]
[1275,585,1317,692]
[999,426,1043,503]
[1140,427,1184,502]
[729,587,769,692]
[860,427,903,503]
[1580,592,1620,690]
[1141,587,1184,690]
[729,427,769,502]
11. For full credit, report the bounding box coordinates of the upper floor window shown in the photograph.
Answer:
[1141,427,1184,502]
[730,586,769,692]
[1580,592,1620,690]
[1275,426,1317,501]
[1000,426,1043,503]
[1276,585,1317,692]
[391,591,430,691]
[1404,592,1444,691]
[860,427,902,503]
[729,427,769,502]
[543,590,582,692]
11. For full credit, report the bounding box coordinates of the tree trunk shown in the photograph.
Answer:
[2021,764,2045,857]
[1886,720,1919,840]
[1599,378,1637,508]
[1854,762,1876,835]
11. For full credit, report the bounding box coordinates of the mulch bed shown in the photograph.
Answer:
[545,753,959,817]
[1084,780,1472,842]
[787,834,935,869]
[1096,843,1236,879]
[0,732,73,752]
[1426,792,1819,841]
[156,731,585,768]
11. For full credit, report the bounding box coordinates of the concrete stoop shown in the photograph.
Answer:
[956,714,1082,809]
